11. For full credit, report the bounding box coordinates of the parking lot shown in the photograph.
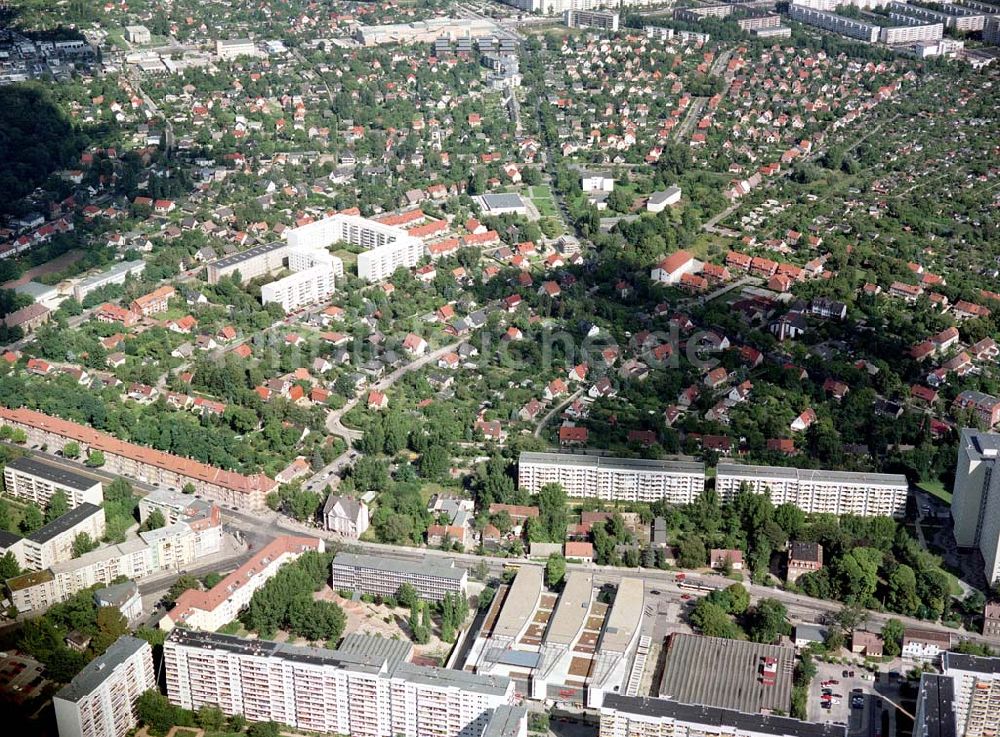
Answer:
[808,660,879,732]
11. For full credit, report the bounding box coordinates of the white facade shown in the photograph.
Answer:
[788,4,882,42]
[164,629,516,737]
[940,652,1000,737]
[3,456,103,509]
[951,429,1000,585]
[600,694,846,737]
[518,452,706,504]
[582,174,615,193]
[715,463,908,517]
[287,214,424,282]
[564,9,620,31]
[54,637,155,737]
[331,552,468,601]
[215,39,259,59]
[261,244,342,313]
[21,503,106,571]
[7,516,221,612]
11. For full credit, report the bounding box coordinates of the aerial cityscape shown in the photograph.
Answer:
[0,2,997,737]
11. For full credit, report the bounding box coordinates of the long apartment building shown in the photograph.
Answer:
[287,214,424,282]
[206,241,291,284]
[260,245,343,313]
[72,260,146,301]
[3,455,104,509]
[563,9,620,31]
[53,636,155,737]
[161,536,323,631]
[600,694,847,737]
[0,406,276,510]
[788,4,881,42]
[888,1,986,31]
[331,552,468,601]
[715,463,908,517]
[951,429,1000,585]
[881,13,943,43]
[5,513,222,612]
[914,652,1000,737]
[164,629,521,737]
[517,452,706,504]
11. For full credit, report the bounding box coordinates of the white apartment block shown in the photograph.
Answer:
[161,535,323,632]
[261,245,343,313]
[215,38,259,59]
[790,0,887,10]
[715,463,908,518]
[882,14,944,43]
[331,552,468,601]
[915,653,1000,737]
[504,0,656,15]
[6,516,221,612]
[54,636,155,737]
[164,629,519,737]
[951,429,1000,585]
[564,9,620,31]
[3,456,103,509]
[72,260,146,301]
[788,4,882,42]
[517,452,706,504]
[21,502,106,571]
[941,652,1000,737]
[287,214,424,282]
[600,694,847,737]
[888,2,986,32]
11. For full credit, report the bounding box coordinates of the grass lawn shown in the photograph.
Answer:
[917,479,952,504]
[527,185,559,218]
[333,249,358,269]
[174,730,200,737]
[1,495,34,535]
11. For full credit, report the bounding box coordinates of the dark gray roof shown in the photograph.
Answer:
[94,580,139,608]
[6,456,101,491]
[603,694,847,737]
[942,650,1000,674]
[481,193,526,210]
[55,636,149,703]
[210,240,286,270]
[914,674,955,737]
[331,552,467,580]
[0,528,22,548]
[27,502,102,545]
[482,705,528,737]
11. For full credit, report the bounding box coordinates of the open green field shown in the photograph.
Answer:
[528,185,559,218]
[918,479,952,504]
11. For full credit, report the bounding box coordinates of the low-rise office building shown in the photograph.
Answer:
[518,452,706,504]
[53,636,155,737]
[330,551,468,601]
[165,629,520,737]
[3,455,103,509]
[715,463,908,517]
[72,261,146,302]
[161,536,322,632]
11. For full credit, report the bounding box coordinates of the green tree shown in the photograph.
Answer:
[745,598,789,643]
[136,689,178,734]
[197,705,226,732]
[46,489,70,522]
[62,441,80,459]
[537,483,568,542]
[247,722,282,737]
[71,532,99,558]
[85,450,106,467]
[19,505,43,534]
[141,508,166,532]
[881,618,904,657]
[677,536,706,568]
[397,582,419,610]
[886,564,920,616]
[165,574,200,604]
[545,553,567,589]
[0,550,20,579]
[689,599,742,639]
